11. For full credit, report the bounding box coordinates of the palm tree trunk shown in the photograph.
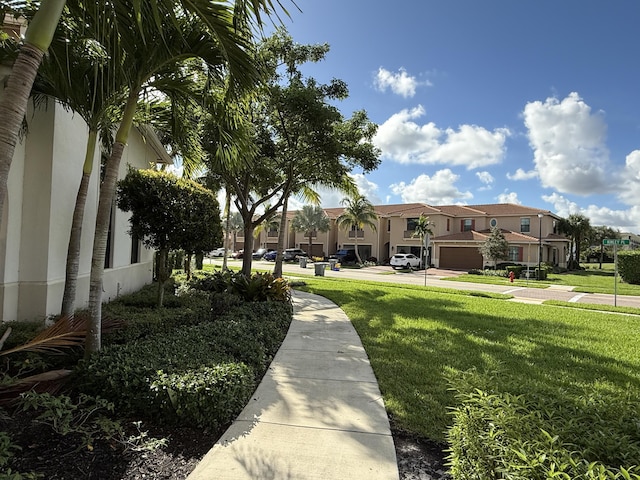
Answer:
[354,231,362,264]
[222,192,231,271]
[0,0,66,226]
[86,89,138,357]
[274,197,289,278]
[241,220,254,277]
[61,130,97,317]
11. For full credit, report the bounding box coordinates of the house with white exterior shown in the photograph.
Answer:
[0,93,171,323]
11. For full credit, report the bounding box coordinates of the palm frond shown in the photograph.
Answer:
[0,313,123,356]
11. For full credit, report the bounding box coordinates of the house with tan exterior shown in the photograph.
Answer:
[248,202,569,270]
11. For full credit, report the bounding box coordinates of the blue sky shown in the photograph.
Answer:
[276,0,640,233]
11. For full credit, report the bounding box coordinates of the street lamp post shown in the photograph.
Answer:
[537,213,543,279]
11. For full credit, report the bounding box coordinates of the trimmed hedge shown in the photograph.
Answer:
[619,251,640,285]
[75,300,292,429]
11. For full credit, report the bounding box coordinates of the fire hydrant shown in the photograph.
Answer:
[508,271,515,283]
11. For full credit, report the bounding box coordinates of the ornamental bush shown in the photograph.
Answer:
[447,386,640,479]
[618,250,640,285]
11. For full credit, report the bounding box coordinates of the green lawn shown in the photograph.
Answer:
[446,266,640,295]
[297,277,640,446]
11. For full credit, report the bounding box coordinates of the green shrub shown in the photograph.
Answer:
[505,265,524,277]
[447,388,640,479]
[75,301,292,428]
[619,251,640,285]
[189,270,292,303]
[150,364,254,429]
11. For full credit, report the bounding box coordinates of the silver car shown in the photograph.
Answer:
[390,253,421,270]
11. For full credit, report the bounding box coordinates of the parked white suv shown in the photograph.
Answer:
[390,253,421,270]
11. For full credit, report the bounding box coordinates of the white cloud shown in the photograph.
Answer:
[496,191,521,204]
[523,92,612,195]
[507,168,538,181]
[389,169,473,204]
[374,67,428,98]
[374,106,509,169]
[312,174,381,208]
[543,193,640,231]
[476,171,494,190]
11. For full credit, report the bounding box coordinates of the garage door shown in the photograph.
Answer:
[439,247,483,270]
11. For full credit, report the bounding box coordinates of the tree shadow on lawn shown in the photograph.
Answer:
[304,284,640,447]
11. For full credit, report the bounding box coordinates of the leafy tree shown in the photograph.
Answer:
[336,194,378,264]
[412,214,434,268]
[586,225,619,268]
[291,206,330,258]
[558,214,591,270]
[478,227,509,269]
[204,30,379,277]
[116,168,220,307]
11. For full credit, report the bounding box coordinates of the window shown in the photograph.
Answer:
[406,218,419,231]
[508,246,520,262]
[387,219,391,232]
[462,219,474,232]
[520,218,530,233]
[447,218,450,231]
[130,232,140,264]
[490,218,497,228]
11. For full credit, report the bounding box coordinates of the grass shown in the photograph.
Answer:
[445,266,640,295]
[296,277,640,446]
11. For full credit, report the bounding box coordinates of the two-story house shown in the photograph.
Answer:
[249,202,569,269]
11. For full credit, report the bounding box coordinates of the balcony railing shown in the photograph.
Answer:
[403,230,417,239]
[348,231,364,238]
[267,231,279,237]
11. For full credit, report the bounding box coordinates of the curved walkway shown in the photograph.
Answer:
[187,290,399,480]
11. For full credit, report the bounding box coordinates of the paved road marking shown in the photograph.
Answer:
[503,287,526,295]
[568,293,588,303]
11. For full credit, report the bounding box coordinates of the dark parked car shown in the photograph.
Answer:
[252,248,273,260]
[330,249,357,264]
[283,248,308,262]
[263,250,278,261]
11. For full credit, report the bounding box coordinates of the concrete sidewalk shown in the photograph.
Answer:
[187,290,399,480]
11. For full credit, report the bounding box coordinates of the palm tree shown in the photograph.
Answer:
[32,16,124,318]
[0,0,291,226]
[291,205,330,258]
[85,1,273,355]
[412,214,434,269]
[0,0,66,228]
[558,213,591,270]
[225,211,244,253]
[336,194,377,264]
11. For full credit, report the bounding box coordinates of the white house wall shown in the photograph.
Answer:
[0,98,156,323]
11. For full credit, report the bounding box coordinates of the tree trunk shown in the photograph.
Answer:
[241,220,254,277]
[156,248,169,308]
[86,89,138,357]
[0,0,66,226]
[184,253,192,279]
[354,231,362,264]
[222,192,231,271]
[61,130,97,317]
[273,197,289,278]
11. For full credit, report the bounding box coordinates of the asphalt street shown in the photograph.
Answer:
[206,258,640,310]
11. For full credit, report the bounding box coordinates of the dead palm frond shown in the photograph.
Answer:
[0,313,124,357]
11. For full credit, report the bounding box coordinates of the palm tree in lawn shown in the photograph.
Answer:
[336,194,377,264]
[558,213,591,270]
[291,205,330,258]
[84,2,274,356]
[412,214,434,269]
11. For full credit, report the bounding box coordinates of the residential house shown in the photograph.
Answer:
[0,85,171,322]
[252,202,570,269]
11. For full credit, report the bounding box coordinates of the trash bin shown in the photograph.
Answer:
[314,262,326,276]
[329,259,338,270]
[299,257,307,268]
